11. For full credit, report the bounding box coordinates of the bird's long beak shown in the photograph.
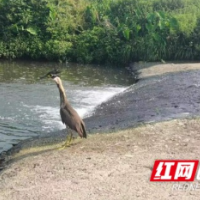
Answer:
[39,74,49,79]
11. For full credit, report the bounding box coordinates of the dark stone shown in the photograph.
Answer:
[85,70,200,133]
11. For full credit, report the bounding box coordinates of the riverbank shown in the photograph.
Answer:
[1,119,200,199]
[1,62,200,199]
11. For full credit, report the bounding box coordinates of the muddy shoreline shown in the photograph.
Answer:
[85,63,200,132]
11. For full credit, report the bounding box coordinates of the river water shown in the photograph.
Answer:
[0,61,135,153]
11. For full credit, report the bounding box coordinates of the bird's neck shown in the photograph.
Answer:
[58,82,68,107]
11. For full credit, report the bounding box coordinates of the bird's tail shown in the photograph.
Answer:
[81,122,87,138]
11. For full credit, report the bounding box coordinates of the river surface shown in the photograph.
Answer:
[0,61,135,153]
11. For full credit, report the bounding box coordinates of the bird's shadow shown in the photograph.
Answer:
[1,140,82,173]
[7,147,56,166]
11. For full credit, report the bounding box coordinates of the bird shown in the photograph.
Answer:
[41,70,87,148]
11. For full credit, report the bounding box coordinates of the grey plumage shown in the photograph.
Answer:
[60,104,87,138]
[53,76,87,139]
[40,70,87,147]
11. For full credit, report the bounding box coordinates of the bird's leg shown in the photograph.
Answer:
[68,131,73,144]
[59,130,73,149]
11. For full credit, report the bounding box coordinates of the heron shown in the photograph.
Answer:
[40,70,87,148]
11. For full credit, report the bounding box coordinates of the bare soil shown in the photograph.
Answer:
[0,119,200,200]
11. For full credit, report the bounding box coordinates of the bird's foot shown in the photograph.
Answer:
[58,136,73,150]
[58,143,71,150]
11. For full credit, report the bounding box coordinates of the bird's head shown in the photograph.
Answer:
[40,69,62,85]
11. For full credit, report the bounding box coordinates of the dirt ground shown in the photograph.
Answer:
[0,119,200,200]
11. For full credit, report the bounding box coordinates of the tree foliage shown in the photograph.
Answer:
[0,0,200,65]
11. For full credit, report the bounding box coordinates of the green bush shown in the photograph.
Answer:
[44,40,72,62]
[0,0,200,65]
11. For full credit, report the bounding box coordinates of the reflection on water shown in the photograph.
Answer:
[0,60,134,85]
[0,61,135,153]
